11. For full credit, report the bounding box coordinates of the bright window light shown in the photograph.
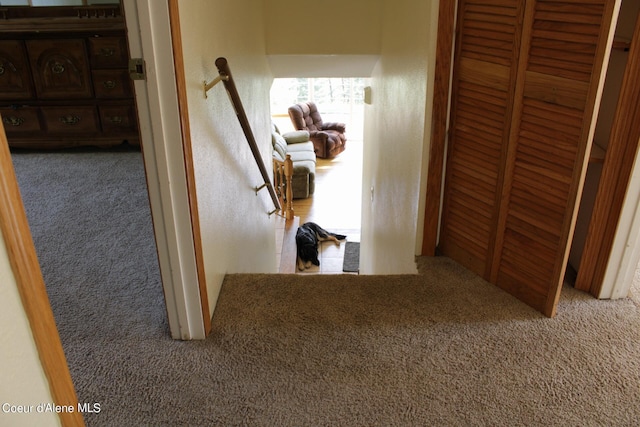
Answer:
[270,77,369,141]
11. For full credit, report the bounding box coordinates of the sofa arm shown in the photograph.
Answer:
[282,130,310,144]
[309,130,329,143]
[322,122,346,133]
[293,164,311,175]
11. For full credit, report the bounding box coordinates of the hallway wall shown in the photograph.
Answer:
[264,0,439,274]
[264,0,383,55]
[177,0,277,316]
[175,0,439,318]
[0,232,59,427]
[360,0,439,274]
[264,0,383,77]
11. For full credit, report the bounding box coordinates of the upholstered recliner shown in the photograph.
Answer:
[288,101,346,159]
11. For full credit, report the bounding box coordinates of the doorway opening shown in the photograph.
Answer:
[567,0,640,299]
[271,77,368,274]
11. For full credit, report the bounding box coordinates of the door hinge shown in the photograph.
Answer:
[128,58,146,80]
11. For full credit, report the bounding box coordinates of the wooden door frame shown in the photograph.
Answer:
[166,0,210,335]
[422,0,456,256]
[124,0,208,339]
[0,120,83,426]
[575,9,640,297]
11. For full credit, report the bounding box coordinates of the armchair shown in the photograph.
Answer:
[287,101,346,159]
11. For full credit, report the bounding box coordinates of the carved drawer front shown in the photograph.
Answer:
[92,69,132,98]
[26,39,92,99]
[0,108,42,134]
[88,37,129,68]
[0,41,35,101]
[99,105,138,132]
[41,106,99,133]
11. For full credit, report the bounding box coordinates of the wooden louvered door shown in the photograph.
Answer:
[439,0,618,316]
[439,0,523,278]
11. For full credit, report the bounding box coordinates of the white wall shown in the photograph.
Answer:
[0,235,59,427]
[177,0,277,317]
[360,0,438,274]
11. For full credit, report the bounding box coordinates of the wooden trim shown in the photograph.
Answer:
[0,119,84,426]
[612,38,631,51]
[422,0,456,256]
[576,9,640,296]
[545,0,619,314]
[167,0,211,335]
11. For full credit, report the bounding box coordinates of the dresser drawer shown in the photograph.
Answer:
[0,41,35,101]
[0,107,42,134]
[41,106,99,133]
[99,105,138,132]
[92,69,132,98]
[26,39,93,99]
[88,37,129,68]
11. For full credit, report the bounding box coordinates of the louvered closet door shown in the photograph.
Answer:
[440,0,618,316]
[439,0,524,278]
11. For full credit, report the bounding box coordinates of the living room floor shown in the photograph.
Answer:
[276,138,362,274]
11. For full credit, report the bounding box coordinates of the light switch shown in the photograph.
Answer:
[364,86,372,105]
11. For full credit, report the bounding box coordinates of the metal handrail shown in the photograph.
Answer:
[205,57,280,214]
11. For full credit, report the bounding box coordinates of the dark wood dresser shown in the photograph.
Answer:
[0,5,139,149]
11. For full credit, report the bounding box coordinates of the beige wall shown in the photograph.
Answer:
[176,0,439,314]
[0,234,59,427]
[265,0,383,77]
[264,0,383,55]
[360,0,438,274]
[265,0,438,274]
[177,0,277,316]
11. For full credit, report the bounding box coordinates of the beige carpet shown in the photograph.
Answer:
[199,258,640,427]
[12,150,640,426]
[72,257,640,426]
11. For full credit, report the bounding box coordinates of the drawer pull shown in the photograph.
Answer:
[59,115,80,125]
[103,80,117,89]
[108,116,123,124]
[99,48,115,57]
[3,116,24,127]
[0,65,4,76]
[51,63,65,74]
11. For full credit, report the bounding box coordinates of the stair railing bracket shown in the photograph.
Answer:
[255,182,269,195]
[203,75,229,98]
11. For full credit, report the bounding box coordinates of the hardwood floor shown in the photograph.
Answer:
[296,139,362,230]
[275,138,362,274]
